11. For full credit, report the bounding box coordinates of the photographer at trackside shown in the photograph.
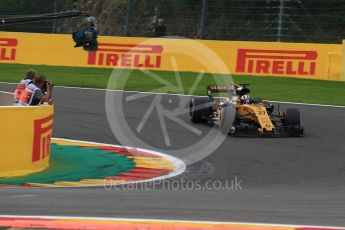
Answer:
[18,75,53,106]
[14,69,36,104]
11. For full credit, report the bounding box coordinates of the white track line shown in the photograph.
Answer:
[0,90,13,95]
[0,215,344,229]
[0,82,344,108]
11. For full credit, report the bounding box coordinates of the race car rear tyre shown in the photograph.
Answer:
[220,106,236,134]
[285,108,301,127]
[190,97,211,123]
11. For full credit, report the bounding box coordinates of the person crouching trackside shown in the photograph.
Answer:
[18,75,53,106]
[14,69,36,104]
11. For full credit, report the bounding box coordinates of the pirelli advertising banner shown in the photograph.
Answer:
[0,31,344,81]
[0,104,53,177]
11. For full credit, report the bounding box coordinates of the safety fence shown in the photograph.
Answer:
[2,0,345,44]
[0,31,344,81]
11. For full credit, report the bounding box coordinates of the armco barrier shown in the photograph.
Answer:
[0,31,344,81]
[0,92,53,177]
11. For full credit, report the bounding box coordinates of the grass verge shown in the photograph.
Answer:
[0,63,344,105]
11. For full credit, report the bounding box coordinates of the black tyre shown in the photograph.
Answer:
[190,97,211,123]
[285,108,301,127]
[220,106,236,134]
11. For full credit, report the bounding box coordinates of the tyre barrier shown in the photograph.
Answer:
[0,91,53,177]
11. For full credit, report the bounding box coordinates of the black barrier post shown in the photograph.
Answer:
[277,0,285,41]
[200,0,208,39]
[52,0,58,33]
[125,0,133,36]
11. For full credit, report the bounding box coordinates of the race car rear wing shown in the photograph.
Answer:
[207,85,231,93]
[207,85,232,99]
[207,84,251,99]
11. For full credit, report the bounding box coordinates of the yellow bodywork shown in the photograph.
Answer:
[236,103,275,133]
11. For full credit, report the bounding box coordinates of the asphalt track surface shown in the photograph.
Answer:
[0,83,345,226]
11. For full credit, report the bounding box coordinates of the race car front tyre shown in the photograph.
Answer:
[190,97,211,123]
[220,106,236,134]
[285,108,301,127]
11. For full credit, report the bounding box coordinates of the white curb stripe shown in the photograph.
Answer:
[0,82,344,108]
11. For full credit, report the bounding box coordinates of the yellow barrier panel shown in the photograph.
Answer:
[0,31,343,81]
[0,100,53,177]
[339,40,345,81]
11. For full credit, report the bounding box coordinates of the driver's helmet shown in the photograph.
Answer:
[240,94,251,104]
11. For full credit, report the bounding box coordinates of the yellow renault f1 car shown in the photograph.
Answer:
[190,84,304,137]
